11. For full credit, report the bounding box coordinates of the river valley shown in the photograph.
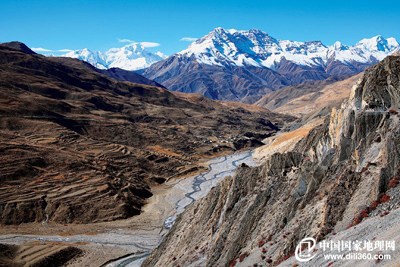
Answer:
[0,150,256,266]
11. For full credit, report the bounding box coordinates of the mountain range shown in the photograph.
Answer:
[63,43,167,70]
[141,28,399,102]
[60,28,399,102]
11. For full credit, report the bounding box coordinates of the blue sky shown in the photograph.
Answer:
[1,0,399,55]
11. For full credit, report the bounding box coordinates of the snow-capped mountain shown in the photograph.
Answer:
[178,27,399,69]
[64,43,167,71]
[65,48,107,69]
[141,27,399,102]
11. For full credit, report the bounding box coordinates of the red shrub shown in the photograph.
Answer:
[380,211,390,217]
[389,178,399,188]
[327,262,334,266]
[360,209,369,218]
[258,239,266,247]
[262,248,267,253]
[239,252,249,262]
[229,259,237,267]
[274,254,291,265]
[351,216,362,226]
[380,194,391,203]
[388,108,398,115]
[370,200,380,210]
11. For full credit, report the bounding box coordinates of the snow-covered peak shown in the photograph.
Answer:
[387,37,400,48]
[65,48,107,69]
[331,41,349,51]
[62,43,167,71]
[177,28,399,68]
[355,35,396,52]
[179,28,282,67]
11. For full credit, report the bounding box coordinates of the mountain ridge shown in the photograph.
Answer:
[63,43,167,71]
[142,28,399,102]
[178,28,399,68]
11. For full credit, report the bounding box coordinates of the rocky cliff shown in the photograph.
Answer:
[142,55,400,266]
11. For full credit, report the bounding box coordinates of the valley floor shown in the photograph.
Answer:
[0,151,256,266]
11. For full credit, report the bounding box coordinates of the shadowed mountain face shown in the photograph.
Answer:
[100,67,166,88]
[142,56,400,267]
[0,42,293,225]
[141,54,374,103]
[140,56,287,103]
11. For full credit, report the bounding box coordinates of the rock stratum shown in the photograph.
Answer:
[142,55,400,266]
[0,42,292,225]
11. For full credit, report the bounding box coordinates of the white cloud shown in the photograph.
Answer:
[180,37,198,42]
[32,47,53,52]
[155,51,168,59]
[118,38,135,43]
[140,42,160,48]
[32,47,75,54]
[57,49,74,52]
[118,38,160,48]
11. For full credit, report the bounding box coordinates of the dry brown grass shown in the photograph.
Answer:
[148,145,182,157]
[275,73,362,117]
[254,118,324,161]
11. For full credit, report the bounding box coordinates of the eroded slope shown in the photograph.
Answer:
[142,56,400,266]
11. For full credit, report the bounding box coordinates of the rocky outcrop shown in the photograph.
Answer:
[142,56,400,266]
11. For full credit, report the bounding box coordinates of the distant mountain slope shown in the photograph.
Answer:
[142,28,399,102]
[100,67,165,88]
[63,43,167,71]
[256,73,363,117]
[0,41,36,54]
[0,41,292,225]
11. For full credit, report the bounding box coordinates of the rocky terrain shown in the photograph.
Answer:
[0,41,292,227]
[142,55,400,266]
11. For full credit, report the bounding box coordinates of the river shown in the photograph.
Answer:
[0,150,256,267]
[104,150,256,267]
